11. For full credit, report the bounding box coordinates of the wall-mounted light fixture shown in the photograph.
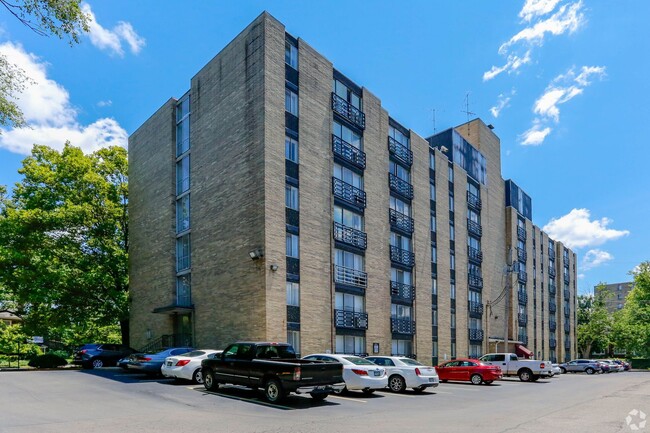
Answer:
[270,264,279,271]
[248,248,264,260]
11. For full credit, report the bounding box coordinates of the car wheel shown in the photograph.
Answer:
[92,358,104,369]
[264,379,285,403]
[362,389,375,395]
[192,368,204,384]
[484,380,493,385]
[560,367,567,374]
[310,392,328,402]
[470,374,482,385]
[333,386,347,395]
[518,369,532,382]
[203,370,219,391]
[585,367,595,375]
[388,375,406,393]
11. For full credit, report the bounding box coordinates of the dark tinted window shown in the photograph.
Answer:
[494,354,506,361]
[170,348,191,356]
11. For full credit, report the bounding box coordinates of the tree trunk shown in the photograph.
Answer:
[120,319,130,347]
[580,342,592,359]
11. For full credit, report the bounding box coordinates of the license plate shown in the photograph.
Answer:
[373,370,381,377]
[429,377,436,382]
[315,386,326,391]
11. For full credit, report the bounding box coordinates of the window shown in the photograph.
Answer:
[333,121,362,149]
[333,79,361,110]
[390,196,411,216]
[617,293,622,300]
[432,278,438,295]
[431,244,437,263]
[390,232,412,251]
[449,193,454,212]
[285,185,299,210]
[334,249,365,271]
[389,125,410,148]
[391,268,412,285]
[468,209,480,224]
[286,282,299,306]
[286,233,299,258]
[451,282,456,299]
[176,234,190,271]
[334,206,363,230]
[285,88,298,116]
[176,194,190,233]
[451,311,456,329]
[176,275,191,305]
[390,161,411,183]
[334,163,363,189]
[470,318,481,330]
[391,304,412,320]
[432,308,438,326]
[287,330,300,355]
[450,252,455,270]
[430,153,435,170]
[391,339,413,356]
[430,214,437,231]
[450,223,455,241]
[335,292,365,312]
[451,341,456,358]
[432,340,438,357]
[336,335,365,355]
[176,155,190,195]
[469,290,481,303]
[469,344,482,359]
[468,236,480,250]
[285,41,298,69]
[285,136,298,163]
[176,96,190,157]
[467,182,480,199]
[430,183,436,200]
[448,165,454,182]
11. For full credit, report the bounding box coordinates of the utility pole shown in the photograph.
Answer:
[504,247,513,353]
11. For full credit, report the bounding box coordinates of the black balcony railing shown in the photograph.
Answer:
[517,248,527,263]
[548,266,556,278]
[467,246,483,264]
[549,338,557,349]
[564,274,570,284]
[564,289,570,300]
[468,329,484,342]
[467,191,482,211]
[333,265,368,289]
[334,309,369,330]
[287,305,300,323]
[391,318,415,334]
[332,93,365,129]
[332,177,366,209]
[390,245,416,267]
[548,249,556,260]
[332,135,366,170]
[518,290,528,305]
[563,255,569,266]
[390,281,415,302]
[517,226,527,241]
[564,307,570,318]
[549,284,557,296]
[549,302,557,314]
[518,271,528,283]
[468,274,483,290]
[467,219,483,237]
[333,222,367,250]
[388,136,413,166]
[518,334,529,346]
[518,313,528,326]
[389,208,414,234]
[468,301,484,318]
[549,320,557,331]
[389,173,414,200]
[564,322,570,332]
[565,339,571,349]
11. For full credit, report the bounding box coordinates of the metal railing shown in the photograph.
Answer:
[390,281,415,302]
[517,226,527,241]
[565,339,571,349]
[468,246,483,263]
[518,290,528,305]
[389,208,414,234]
[549,338,557,349]
[390,245,416,267]
[548,266,556,278]
[333,222,367,250]
[332,93,365,129]
[549,283,557,296]
[469,329,485,341]
[139,334,193,354]
[548,249,556,260]
[468,274,483,290]
[467,219,483,237]
[518,271,528,283]
[549,302,557,313]
[334,310,369,330]
[287,305,300,323]
[518,313,528,325]
[333,265,368,289]
[468,301,484,317]
[549,320,557,331]
[517,248,527,262]
[564,307,570,318]
[391,318,415,334]
[564,289,570,300]
[563,273,570,284]
[388,136,413,166]
[332,177,366,209]
[564,322,570,332]
[389,173,414,200]
[332,135,366,170]
[467,191,482,211]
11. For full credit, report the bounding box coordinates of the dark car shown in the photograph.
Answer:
[73,344,137,369]
[126,347,194,376]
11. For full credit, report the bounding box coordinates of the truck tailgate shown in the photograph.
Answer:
[299,361,344,385]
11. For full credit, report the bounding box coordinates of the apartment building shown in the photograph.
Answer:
[596,282,633,313]
[128,12,577,363]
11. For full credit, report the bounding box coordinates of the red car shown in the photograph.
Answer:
[436,358,503,385]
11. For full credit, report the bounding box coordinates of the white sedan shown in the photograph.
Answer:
[161,349,222,384]
[551,363,562,376]
[366,356,439,393]
[303,353,387,395]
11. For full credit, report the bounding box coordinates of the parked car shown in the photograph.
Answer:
[435,358,502,385]
[551,364,562,376]
[597,360,611,373]
[127,347,194,376]
[201,342,345,403]
[161,349,222,384]
[479,353,552,382]
[602,360,624,372]
[365,356,439,393]
[559,359,602,374]
[612,359,631,371]
[303,353,387,395]
[72,344,137,369]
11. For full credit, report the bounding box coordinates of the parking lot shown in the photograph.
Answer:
[1,368,648,433]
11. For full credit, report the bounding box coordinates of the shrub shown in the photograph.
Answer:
[47,349,72,360]
[28,353,68,369]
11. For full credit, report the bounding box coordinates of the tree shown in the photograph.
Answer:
[612,262,650,357]
[0,1,89,130]
[0,143,129,345]
[576,291,613,358]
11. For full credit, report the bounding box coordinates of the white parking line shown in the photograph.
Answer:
[381,392,416,398]
[329,395,367,403]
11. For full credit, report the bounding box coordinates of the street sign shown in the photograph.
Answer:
[30,336,44,344]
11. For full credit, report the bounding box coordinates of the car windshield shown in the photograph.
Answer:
[399,358,423,366]
[343,356,375,365]
[183,351,205,357]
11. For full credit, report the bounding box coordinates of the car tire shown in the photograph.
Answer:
[264,378,285,403]
[388,375,406,393]
[333,386,347,395]
[531,375,540,382]
[484,380,493,385]
[192,368,204,384]
[585,367,595,375]
[560,367,567,374]
[203,369,219,391]
[91,358,104,369]
[518,369,532,382]
[310,392,328,402]
[470,374,482,385]
[361,389,375,395]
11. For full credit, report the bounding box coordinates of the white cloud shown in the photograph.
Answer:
[490,89,516,118]
[97,100,112,107]
[519,123,552,145]
[578,273,585,279]
[483,51,531,81]
[82,3,145,56]
[0,42,127,155]
[519,0,563,22]
[542,208,630,249]
[581,249,614,271]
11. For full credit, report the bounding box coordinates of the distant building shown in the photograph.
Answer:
[595,282,633,313]
[0,311,22,326]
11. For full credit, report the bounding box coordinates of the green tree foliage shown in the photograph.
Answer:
[0,143,128,346]
[0,322,41,359]
[577,290,613,358]
[612,262,650,356]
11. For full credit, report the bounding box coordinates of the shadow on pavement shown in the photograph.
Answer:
[192,384,340,410]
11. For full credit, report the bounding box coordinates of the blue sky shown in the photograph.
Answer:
[0,1,647,294]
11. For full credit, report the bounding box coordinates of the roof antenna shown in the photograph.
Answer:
[461,92,475,135]
[431,108,437,134]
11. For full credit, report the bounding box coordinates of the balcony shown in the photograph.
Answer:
[388,136,413,166]
[468,301,484,318]
[390,245,416,267]
[468,274,483,290]
[563,273,570,284]
[468,329,484,342]
[332,135,366,170]
[518,290,528,305]
[287,305,300,323]
[389,173,414,200]
[518,271,528,283]
[549,338,557,349]
[548,266,556,278]
[517,248,527,263]
[332,177,366,210]
[549,301,557,314]
[391,318,415,335]
[467,219,483,237]
[518,334,529,346]
[333,222,367,250]
[518,313,528,326]
[564,322,570,332]
[565,339,571,350]
[548,249,556,260]
[517,226,526,241]
[389,208,414,234]
[334,309,368,330]
[467,246,483,264]
[467,191,482,211]
[332,92,365,129]
[563,255,569,266]
[390,281,415,303]
[564,307,570,318]
[549,283,557,296]
[564,289,570,300]
[333,265,368,289]
[549,320,557,331]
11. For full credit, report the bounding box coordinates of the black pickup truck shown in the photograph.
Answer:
[201,342,344,402]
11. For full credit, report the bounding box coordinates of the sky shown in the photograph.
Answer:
[0,0,647,295]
